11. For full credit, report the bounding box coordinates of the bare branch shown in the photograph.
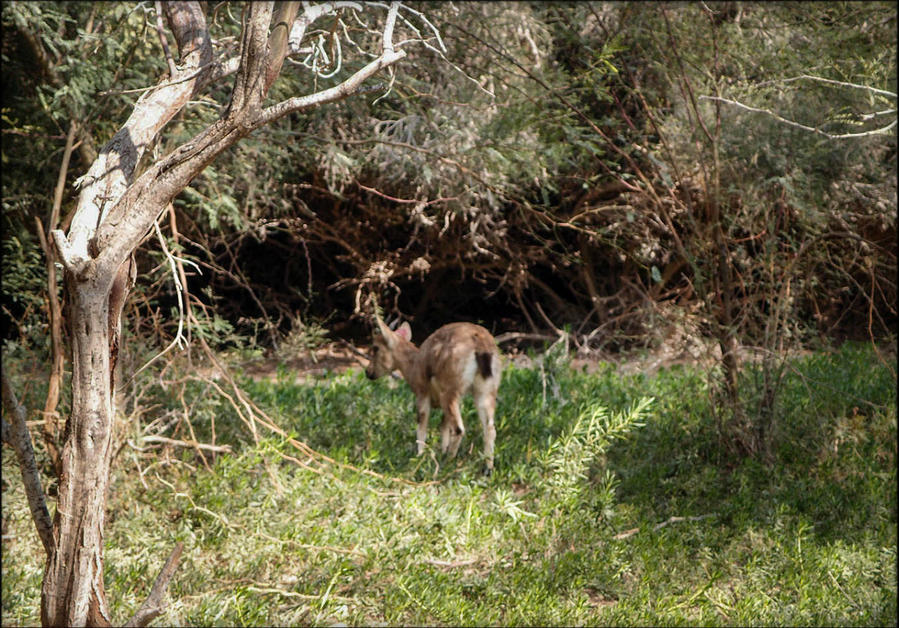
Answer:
[255,48,405,126]
[99,55,240,97]
[494,331,557,345]
[613,527,640,540]
[382,1,399,53]
[200,54,242,88]
[376,1,447,53]
[92,4,403,277]
[858,108,897,120]
[123,542,184,628]
[758,74,897,99]
[700,95,899,139]
[1,371,55,555]
[289,1,364,55]
[88,1,419,279]
[385,2,493,97]
[126,219,192,383]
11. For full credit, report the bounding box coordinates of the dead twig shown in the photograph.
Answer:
[253,529,365,557]
[201,578,354,604]
[337,338,371,366]
[494,332,557,345]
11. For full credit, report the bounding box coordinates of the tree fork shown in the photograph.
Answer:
[35,2,415,624]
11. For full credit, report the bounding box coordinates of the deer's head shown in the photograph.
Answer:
[365,317,412,380]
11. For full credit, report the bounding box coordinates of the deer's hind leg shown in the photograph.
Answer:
[474,377,498,473]
[472,368,501,475]
[439,396,465,458]
[415,396,431,455]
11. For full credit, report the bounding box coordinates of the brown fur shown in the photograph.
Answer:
[366,319,502,473]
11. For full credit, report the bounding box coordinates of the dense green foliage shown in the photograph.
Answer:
[3,344,895,625]
[2,2,895,350]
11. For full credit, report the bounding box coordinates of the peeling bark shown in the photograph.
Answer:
[41,279,115,627]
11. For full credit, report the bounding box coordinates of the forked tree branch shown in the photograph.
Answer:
[1,371,54,555]
[33,2,428,625]
[254,48,405,126]
[84,1,408,279]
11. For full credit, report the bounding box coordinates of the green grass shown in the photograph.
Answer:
[2,342,896,625]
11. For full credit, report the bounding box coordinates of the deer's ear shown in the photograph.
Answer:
[375,316,392,338]
[395,322,412,341]
[374,317,400,350]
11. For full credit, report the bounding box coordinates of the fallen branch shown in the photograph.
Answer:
[337,338,371,365]
[653,514,715,531]
[1,371,54,555]
[613,527,640,540]
[613,514,715,540]
[422,557,478,568]
[141,435,232,454]
[253,529,364,557]
[123,542,184,627]
[204,578,354,604]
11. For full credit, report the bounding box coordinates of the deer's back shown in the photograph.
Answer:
[417,323,501,398]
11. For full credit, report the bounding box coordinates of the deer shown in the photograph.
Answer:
[365,316,503,475]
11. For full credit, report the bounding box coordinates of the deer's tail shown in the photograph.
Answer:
[475,352,493,379]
